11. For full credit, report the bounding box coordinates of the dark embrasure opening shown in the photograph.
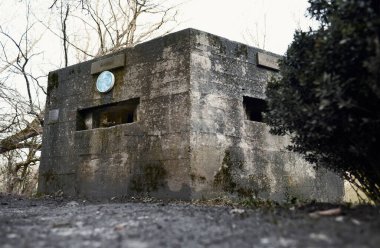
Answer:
[77,98,140,130]
[243,96,267,122]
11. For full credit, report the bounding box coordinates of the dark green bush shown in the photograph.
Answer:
[265,0,380,203]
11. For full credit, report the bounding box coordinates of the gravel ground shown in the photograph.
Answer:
[0,194,379,248]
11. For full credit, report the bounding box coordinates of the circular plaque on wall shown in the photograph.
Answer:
[96,71,115,93]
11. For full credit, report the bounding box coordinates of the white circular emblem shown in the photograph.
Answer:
[96,71,115,93]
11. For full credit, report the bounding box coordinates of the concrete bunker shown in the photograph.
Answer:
[38,28,343,202]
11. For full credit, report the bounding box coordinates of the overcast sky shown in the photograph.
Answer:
[176,0,314,54]
[1,0,313,56]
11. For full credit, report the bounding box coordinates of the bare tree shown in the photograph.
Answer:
[60,1,70,67]
[0,137,40,194]
[0,0,180,194]
[243,13,267,49]
[49,0,179,58]
[0,1,45,194]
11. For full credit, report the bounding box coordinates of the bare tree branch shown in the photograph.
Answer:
[33,14,96,58]
[61,1,70,67]
[78,0,179,56]
[0,2,42,115]
[0,117,43,154]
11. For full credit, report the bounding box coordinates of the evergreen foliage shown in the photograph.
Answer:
[266,0,380,203]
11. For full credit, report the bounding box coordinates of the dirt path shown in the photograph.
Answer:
[0,194,379,248]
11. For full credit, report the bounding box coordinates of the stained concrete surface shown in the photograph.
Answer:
[39,29,343,201]
[0,194,379,248]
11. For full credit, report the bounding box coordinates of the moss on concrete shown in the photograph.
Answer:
[214,151,237,193]
[190,173,206,183]
[130,163,167,193]
[42,170,56,183]
[247,173,270,198]
[208,34,227,54]
[47,72,59,94]
[235,44,248,58]
[214,150,272,198]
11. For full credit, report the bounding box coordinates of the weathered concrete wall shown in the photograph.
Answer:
[188,30,343,202]
[39,30,193,200]
[38,28,343,202]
